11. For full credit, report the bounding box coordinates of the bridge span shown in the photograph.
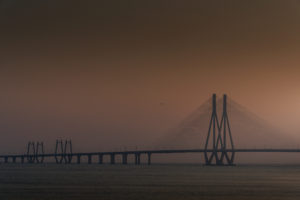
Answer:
[1,148,300,165]
[0,94,298,166]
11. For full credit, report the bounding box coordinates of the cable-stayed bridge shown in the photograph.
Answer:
[1,94,300,166]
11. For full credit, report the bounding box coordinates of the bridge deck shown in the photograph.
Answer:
[1,149,300,158]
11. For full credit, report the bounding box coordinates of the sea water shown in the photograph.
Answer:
[1,164,300,200]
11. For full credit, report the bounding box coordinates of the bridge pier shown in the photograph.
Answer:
[12,157,16,163]
[55,157,63,164]
[29,157,35,163]
[21,156,25,164]
[88,155,92,164]
[4,156,8,163]
[98,154,103,164]
[55,140,65,164]
[135,153,140,165]
[36,142,45,164]
[36,156,44,164]
[65,154,72,164]
[147,153,151,165]
[77,155,81,164]
[122,153,127,164]
[110,154,115,164]
[64,140,73,164]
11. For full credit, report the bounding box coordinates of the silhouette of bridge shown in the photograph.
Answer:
[1,94,299,166]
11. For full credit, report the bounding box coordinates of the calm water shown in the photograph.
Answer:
[1,164,300,200]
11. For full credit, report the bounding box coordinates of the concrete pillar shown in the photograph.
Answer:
[21,156,25,164]
[122,154,127,164]
[65,155,72,164]
[36,156,40,164]
[138,154,141,165]
[12,157,16,163]
[88,155,92,164]
[55,156,59,164]
[40,156,45,164]
[135,154,138,165]
[4,157,8,163]
[147,153,151,165]
[77,155,81,164]
[55,155,63,164]
[98,154,103,164]
[135,153,140,165]
[110,154,115,164]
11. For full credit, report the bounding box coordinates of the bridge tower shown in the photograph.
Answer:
[219,94,235,165]
[64,140,73,164]
[27,141,36,163]
[204,94,235,165]
[26,141,44,163]
[55,139,73,164]
[36,142,45,163]
[55,139,64,164]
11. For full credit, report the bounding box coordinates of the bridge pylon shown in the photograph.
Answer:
[64,140,73,164]
[55,139,73,164]
[26,141,44,163]
[36,142,45,163]
[204,94,235,166]
[55,139,64,164]
[27,141,36,163]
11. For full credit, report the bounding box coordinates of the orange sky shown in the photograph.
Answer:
[0,1,300,153]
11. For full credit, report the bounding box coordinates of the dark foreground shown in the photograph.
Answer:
[1,164,300,200]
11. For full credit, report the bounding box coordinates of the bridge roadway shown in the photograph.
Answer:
[1,148,300,165]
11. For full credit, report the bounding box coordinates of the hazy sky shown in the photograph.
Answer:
[0,1,300,153]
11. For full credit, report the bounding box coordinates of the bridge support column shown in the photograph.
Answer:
[21,156,25,164]
[36,142,45,164]
[63,140,73,164]
[12,157,16,163]
[40,156,45,164]
[36,156,44,164]
[204,94,235,166]
[110,154,115,164]
[77,155,81,164]
[138,154,141,165]
[135,153,140,165]
[147,153,151,165]
[122,154,127,164]
[98,154,103,164]
[4,157,8,163]
[27,141,36,164]
[88,155,92,164]
[55,140,64,164]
